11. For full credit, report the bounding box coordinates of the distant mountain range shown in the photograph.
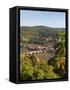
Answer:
[21,25,65,30]
[20,26,65,38]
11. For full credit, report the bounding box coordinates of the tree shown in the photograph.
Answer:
[48,32,66,77]
[20,54,60,80]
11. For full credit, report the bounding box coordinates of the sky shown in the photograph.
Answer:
[20,10,65,28]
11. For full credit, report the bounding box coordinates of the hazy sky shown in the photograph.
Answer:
[20,10,65,28]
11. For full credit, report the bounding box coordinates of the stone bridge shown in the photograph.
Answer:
[23,50,47,56]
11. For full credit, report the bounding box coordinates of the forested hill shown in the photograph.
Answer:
[20,26,65,38]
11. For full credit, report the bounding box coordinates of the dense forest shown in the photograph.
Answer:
[20,26,66,81]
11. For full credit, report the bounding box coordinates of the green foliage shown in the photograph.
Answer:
[48,32,66,77]
[20,55,34,80]
[20,54,60,81]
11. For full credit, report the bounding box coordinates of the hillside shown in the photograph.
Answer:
[20,26,65,49]
[20,26,66,80]
[20,26,65,37]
